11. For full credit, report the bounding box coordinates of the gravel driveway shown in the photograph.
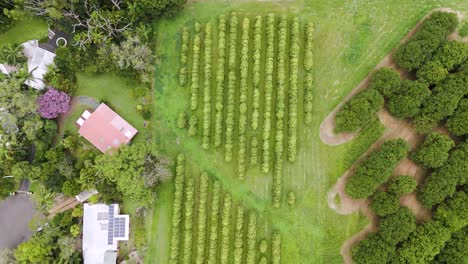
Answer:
[0,194,36,248]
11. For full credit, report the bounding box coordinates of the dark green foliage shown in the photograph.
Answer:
[446,98,468,136]
[0,176,17,199]
[62,180,81,196]
[417,41,468,84]
[335,89,384,133]
[396,221,452,264]
[368,68,401,98]
[435,227,468,264]
[412,133,454,168]
[370,191,400,216]
[344,120,385,167]
[387,80,431,118]
[345,139,409,199]
[394,11,459,71]
[418,142,468,208]
[459,20,468,37]
[388,175,417,195]
[352,233,395,264]
[379,207,416,245]
[434,190,468,232]
[414,71,468,133]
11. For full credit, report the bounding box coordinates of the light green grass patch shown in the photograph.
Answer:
[0,18,47,47]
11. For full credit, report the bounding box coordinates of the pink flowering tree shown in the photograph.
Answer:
[37,87,71,119]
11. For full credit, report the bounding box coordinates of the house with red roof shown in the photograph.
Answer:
[76,103,138,154]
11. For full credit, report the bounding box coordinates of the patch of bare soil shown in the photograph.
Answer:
[323,8,463,263]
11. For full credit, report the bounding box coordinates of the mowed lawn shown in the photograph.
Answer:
[63,73,148,143]
[147,0,468,263]
[0,18,47,47]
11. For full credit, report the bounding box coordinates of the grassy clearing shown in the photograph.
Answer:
[144,0,468,263]
[0,18,47,47]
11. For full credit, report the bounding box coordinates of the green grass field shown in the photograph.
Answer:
[147,0,468,263]
[0,18,47,47]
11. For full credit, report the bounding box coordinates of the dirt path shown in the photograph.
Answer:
[47,196,80,218]
[322,8,463,263]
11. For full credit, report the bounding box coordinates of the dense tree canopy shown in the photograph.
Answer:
[387,80,431,119]
[352,233,395,264]
[345,139,409,199]
[446,98,468,136]
[435,227,468,264]
[367,68,401,98]
[434,190,468,232]
[379,207,416,245]
[418,141,468,207]
[394,11,458,71]
[370,191,400,217]
[388,175,417,195]
[412,132,454,168]
[335,89,384,133]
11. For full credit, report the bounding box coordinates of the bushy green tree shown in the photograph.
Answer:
[368,68,401,97]
[379,207,416,245]
[352,233,395,264]
[435,227,468,264]
[370,191,400,216]
[446,98,468,136]
[434,190,468,232]
[388,175,417,195]
[387,80,431,118]
[412,133,454,168]
[335,89,384,133]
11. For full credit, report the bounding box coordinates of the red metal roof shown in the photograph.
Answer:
[77,103,138,154]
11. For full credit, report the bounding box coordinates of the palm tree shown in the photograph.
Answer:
[33,185,55,212]
[11,65,35,84]
[0,44,25,65]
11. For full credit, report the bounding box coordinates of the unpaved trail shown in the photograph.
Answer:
[323,8,463,263]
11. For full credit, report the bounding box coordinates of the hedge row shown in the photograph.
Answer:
[252,16,263,130]
[195,173,209,264]
[413,71,468,133]
[288,17,299,162]
[225,14,239,162]
[394,11,458,71]
[245,212,257,264]
[169,154,185,264]
[207,181,221,264]
[345,139,409,199]
[271,231,282,264]
[182,176,195,264]
[237,17,250,180]
[417,141,468,208]
[447,98,468,136]
[272,15,288,208]
[250,136,259,165]
[233,206,245,264]
[188,115,198,136]
[179,27,189,86]
[262,13,276,173]
[214,15,227,148]
[202,23,213,149]
[220,194,233,263]
[190,23,202,111]
[304,22,314,125]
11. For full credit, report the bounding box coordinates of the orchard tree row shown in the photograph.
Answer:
[176,13,315,207]
[168,154,280,264]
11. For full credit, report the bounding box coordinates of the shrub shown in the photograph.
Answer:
[233,206,245,264]
[258,257,268,264]
[287,191,296,206]
[169,154,185,264]
[345,139,409,199]
[287,17,300,162]
[252,16,262,130]
[207,181,221,264]
[435,227,467,264]
[271,231,282,264]
[352,233,395,264]
[188,115,198,136]
[446,98,468,136]
[387,80,431,118]
[220,194,233,263]
[250,136,259,165]
[412,132,454,168]
[259,239,268,254]
[418,142,468,207]
[416,60,448,85]
[190,25,201,111]
[368,68,401,98]
[214,15,227,147]
[262,13,276,173]
[177,112,187,129]
[393,11,458,71]
[182,176,195,264]
[202,23,213,149]
[370,191,400,216]
[388,175,417,195]
[335,89,384,133]
[246,212,257,264]
[195,173,208,264]
[225,14,239,162]
[179,27,189,86]
[379,207,416,245]
[37,88,71,119]
[433,190,468,232]
[304,22,314,125]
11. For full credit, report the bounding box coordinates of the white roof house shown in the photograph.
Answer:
[21,40,56,90]
[83,203,130,264]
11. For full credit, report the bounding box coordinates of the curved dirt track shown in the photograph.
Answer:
[322,8,464,263]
